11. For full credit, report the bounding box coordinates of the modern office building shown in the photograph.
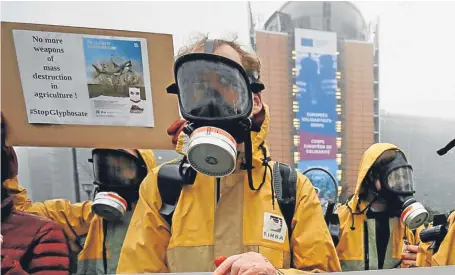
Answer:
[255,1,379,200]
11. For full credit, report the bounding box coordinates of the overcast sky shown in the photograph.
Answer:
[2,1,455,119]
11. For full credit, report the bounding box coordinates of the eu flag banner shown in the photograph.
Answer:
[294,28,339,190]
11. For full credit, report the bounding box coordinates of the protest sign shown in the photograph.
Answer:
[1,22,178,149]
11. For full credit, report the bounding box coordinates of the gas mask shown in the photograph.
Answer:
[89,149,147,221]
[166,40,264,190]
[368,150,429,230]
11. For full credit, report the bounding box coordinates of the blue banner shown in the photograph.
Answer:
[294,28,339,190]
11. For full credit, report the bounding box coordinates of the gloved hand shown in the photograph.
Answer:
[167,119,187,145]
[401,244,418,267]
[213,252,276,275]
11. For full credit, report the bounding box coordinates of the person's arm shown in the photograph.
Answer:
[24,199,94,247]
[5,176,92,243]
[2,254,30,275]
[279,173,342,274]
[404,225,432,267]
[1,223,71,275]
[432,212,455,266]
[400,224,427,268]
[117,169,171,274]
[4,176,94,243]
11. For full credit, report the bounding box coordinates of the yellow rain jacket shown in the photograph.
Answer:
[432,211,455,266]
[335,143,424,271]
[3,149,156,275]
[117,104,341,274]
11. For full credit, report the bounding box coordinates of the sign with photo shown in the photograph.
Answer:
[13,30,154,127]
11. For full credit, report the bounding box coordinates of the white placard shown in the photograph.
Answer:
[12,30,155,127]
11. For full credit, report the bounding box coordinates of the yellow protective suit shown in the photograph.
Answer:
[117,104,341,274]
[3,149,156,275]
[431,211,455,266]
[335,143,425,271]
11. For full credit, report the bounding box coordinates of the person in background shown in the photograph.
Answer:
[430,211,455,266]
[2,112,157,274]
[430,138,455,266]
[418,139,455,267]
[117,36,341,275]
[1,113,71,275]
[4,148,156,275]
[335,143,428,271]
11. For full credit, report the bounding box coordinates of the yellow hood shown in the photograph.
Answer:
[137,149,157,172]
[347,143,400,212]
[175,104,272,162]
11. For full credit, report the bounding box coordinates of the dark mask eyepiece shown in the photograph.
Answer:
[89,149,147,189]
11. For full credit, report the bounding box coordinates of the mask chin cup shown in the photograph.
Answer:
[401,200,429,230]
[92,191,127,221]
[187,126,237,177]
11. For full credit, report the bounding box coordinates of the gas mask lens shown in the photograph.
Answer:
[91,149,146,188]
[176,59,251,120]
[387,167,415,193]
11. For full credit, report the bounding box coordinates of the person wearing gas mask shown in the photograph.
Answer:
[418,139,455,267]
[417,210,455,267]
[430,211,455,266]
[117,37,341,275]
[429,139,455,266]
[3,147,156,274]
[335,143,429,271]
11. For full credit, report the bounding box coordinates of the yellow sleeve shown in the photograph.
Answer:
[432,212,455,266]
[3,176,94,244]
[117,167,171,274]
[417,240,433,267]
[25,199,94,239]
[279,174,342,274]
[3,177,33,210]
[410,225,433,267]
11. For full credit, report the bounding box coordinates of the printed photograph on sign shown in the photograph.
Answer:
[83,38,147,117]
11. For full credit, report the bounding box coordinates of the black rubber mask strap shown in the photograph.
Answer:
[244,130,255,191]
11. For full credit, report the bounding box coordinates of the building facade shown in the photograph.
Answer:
[256,1,378,200]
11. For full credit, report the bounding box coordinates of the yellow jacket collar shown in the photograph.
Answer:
[137,149,157,172]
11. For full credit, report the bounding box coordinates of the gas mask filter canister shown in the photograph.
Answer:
[92,191,127,221]
[187,126,237,177]
[400,198,429,230]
